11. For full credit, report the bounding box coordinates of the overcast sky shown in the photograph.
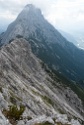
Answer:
[0,0,84,35]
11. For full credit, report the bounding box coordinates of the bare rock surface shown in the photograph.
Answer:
[0,110,11,125]
[0,38,84,125]
[17,114,81,125]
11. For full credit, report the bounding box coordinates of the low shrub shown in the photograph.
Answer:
[3,104,25,122]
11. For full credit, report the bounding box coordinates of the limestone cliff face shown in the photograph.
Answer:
[0,38,84,125]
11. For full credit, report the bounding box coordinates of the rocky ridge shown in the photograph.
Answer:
[0,38,84,125]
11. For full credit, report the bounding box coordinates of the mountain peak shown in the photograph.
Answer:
[24,4,36,12]
[23,4,41,15]
[1,4,84,83]
[25,4,35,9]
[16,4,42,22]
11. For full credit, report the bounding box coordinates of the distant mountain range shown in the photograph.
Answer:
[59,30,78,46]
[74,33,84,49]
[59,30,84,50]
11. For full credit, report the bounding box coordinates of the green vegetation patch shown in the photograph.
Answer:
[3,104,25,124]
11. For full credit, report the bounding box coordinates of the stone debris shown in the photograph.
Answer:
[17,114,81,125]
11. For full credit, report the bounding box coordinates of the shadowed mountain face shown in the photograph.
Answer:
[1,4,84,84]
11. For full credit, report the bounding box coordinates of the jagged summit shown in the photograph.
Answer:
[24,4,39,11]
[0,4,60,46]
[25,4,35,8]
[0,4,44,44]
[16,4,42,21]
